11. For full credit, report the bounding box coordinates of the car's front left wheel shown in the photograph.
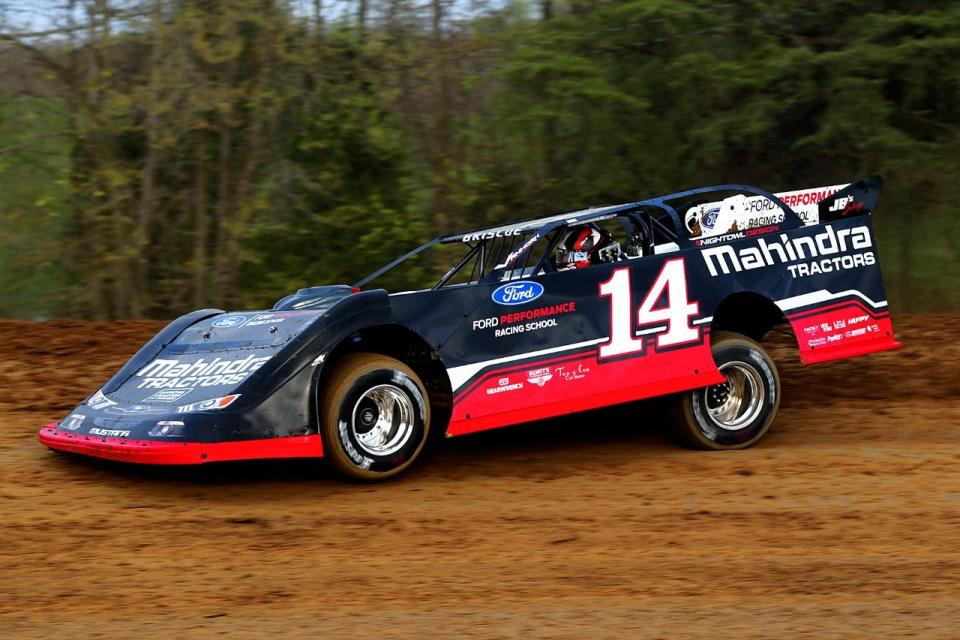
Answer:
[320,353,431,481]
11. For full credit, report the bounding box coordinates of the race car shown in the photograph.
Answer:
[40,176,901,480]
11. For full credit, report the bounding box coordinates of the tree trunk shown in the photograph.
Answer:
[194,144,208,309]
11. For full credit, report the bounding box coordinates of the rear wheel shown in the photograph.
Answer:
[320,353,431,481]
[670,331,780,450]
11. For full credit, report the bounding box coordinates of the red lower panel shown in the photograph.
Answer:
[447,345,724,437]
[787,304,901,365]
[38,424,324,465]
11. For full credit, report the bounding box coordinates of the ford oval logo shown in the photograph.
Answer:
[491,281,544,306]
[212,315,247,328]
[702,206,720,230]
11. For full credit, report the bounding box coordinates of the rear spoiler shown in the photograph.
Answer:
[816,176,884,223]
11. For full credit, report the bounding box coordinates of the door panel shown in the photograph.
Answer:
[444,252,723,435]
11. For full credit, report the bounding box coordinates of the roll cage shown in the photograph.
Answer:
[355,183,805,291]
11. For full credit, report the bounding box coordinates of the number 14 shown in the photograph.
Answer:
[599,258,700,359]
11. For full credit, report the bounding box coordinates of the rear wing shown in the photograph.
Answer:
[815,176,883,224]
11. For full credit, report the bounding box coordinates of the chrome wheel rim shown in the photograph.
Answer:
[351,384,414,456]
[702,361,764,431]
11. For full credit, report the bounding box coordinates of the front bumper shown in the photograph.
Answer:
[38,424,323,465]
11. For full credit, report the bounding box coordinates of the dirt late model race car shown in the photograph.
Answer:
[40,176,901,480]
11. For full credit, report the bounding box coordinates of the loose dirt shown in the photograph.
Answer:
[0,315,958,638]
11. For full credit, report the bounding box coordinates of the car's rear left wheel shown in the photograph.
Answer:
[670,331,780,450]
[320,353,431,481]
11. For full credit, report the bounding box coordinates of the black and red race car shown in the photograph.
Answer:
[40,176,900,480]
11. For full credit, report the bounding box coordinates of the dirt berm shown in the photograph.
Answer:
[0,315,958,638]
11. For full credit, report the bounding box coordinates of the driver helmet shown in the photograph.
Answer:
[557,224,606,270]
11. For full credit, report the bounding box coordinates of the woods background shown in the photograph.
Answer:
[1,0,958,319]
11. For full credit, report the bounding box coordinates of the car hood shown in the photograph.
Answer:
[107,309,325,406]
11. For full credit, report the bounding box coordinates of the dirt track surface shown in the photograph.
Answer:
[0,316,958,638]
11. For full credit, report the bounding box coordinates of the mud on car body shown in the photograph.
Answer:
[40,176,901,480]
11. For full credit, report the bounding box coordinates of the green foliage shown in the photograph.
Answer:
[0,0,958,317]
[0,98,71,318]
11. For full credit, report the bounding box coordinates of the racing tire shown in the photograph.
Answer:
[670,331,780,450]
[320,353,431,481]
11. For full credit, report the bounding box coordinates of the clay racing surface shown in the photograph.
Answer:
[0,316,958,638]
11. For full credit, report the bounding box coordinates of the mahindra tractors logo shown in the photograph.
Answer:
[701,225,873,277]
[134,355,271,390]
[491,281,544,306]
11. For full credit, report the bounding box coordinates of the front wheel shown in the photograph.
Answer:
[320,353,431,481]
[670,331,780,450]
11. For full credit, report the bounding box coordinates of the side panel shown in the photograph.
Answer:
[420,254,727,437]
[696,215,900,365]
[403,214,898,438]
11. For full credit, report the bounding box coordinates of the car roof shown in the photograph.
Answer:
[439,202,642,244]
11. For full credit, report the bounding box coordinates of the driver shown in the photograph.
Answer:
[555,223,621,270]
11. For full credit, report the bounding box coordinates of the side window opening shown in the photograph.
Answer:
[632,206,679,255]
[491,230,558,282]
[434,231,556,288]
[550,215,654,272]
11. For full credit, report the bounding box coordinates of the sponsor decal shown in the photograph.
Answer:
[495,318,558,338]
[701,225,874,278]
[212,315,248,328]
[338,419,373,469]
[690,185,848,240]
[245,312,294,327]
[803,314,883,350]
[62,413,86,431]
[135,355,271,389]
[695,231,745,246]
[828,195,854,212]
[462,228,523,243]
[89,427,131,438]
[485,377,523,395]
[87,389,116,410]
[526,368,553,387]
[177,394,241,414]
[701,206,720,230]
[745,216,781,227]
[839,201,865,217]
[501,234,540,268]
[491,281,544,306]
[472,302,576,332]
[694,225,782,247]
[143,388,193,403]
[555,363,590,381]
